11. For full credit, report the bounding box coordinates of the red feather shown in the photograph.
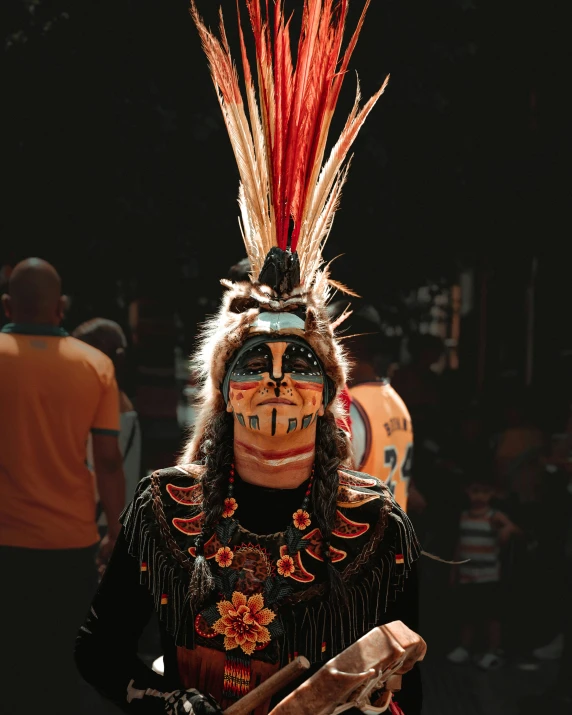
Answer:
[238,1,373,252]
[191,0,384,275]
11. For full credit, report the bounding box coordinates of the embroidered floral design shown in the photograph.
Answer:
[222,497,238,518]
[215,546,234,568]
[276,554,296,577]
[293,509,311,530]
[213,591,275,655]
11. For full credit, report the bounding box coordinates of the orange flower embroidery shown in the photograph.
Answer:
[215,546,234,568]
[222,497,238,518]
[276,554,296,577]
[213,592,275,655]
[293,509,311,530]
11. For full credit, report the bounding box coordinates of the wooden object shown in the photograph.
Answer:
[267,621,426,715]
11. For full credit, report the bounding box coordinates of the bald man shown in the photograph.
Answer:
[0,258,126,714]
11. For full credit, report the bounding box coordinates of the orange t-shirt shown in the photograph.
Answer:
[0,324,120,549]
[349,380,413,512]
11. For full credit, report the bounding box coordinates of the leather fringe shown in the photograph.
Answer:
[280,508,421,664]
[121,480,197,649]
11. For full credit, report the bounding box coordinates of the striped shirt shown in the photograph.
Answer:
[458,509,501,584]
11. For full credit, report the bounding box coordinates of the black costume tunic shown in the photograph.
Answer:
[75,465,422,714]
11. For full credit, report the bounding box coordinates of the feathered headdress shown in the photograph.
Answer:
[183,0,388,461]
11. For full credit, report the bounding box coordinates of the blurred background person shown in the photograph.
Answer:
[447,468,521,671]
[73,318,142,507]
[523,429,572,663]
[520,491,572,714]
[226,255,252,282]
[0,258,125,715]
[328,299,425,514]
[487,386,547,658]
[128,280,181,475]
[493,386,545,513]
[391,332,447,446]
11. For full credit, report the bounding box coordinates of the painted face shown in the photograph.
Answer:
[225,338,326,438]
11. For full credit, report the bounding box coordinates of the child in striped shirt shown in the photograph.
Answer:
[447,472,521,670]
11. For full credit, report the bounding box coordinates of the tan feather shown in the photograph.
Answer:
[327,279,361,298]
[298,75,389,277]
[330,306,353,331]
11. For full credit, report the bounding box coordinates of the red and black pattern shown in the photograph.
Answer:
[166,482,203,506]
[222,652,252,701]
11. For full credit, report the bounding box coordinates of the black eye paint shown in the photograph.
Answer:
[232,343,273,376]
[223,335,331,405]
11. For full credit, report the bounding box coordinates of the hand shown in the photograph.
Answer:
[127,680,222,715]
[163,688,222,714]
[96,533,117,576]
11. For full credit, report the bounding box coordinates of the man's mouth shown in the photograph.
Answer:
[258,397,296,406]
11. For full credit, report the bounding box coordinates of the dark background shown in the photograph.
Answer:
[2,2,572,713]
[3,1,570,386]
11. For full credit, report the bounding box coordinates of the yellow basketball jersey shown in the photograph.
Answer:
[349,380,413,511]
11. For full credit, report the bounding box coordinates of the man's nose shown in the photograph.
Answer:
[270,353,284,382]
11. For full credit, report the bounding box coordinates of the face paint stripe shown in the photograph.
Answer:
[287,418,298,433]
[271,408,277,436]
[236,450,315,463]
[248,415,260,430]
[265,454,314,467]
[292,380,324,391]
[235,440,315,459]
[229,378,263,389]
[236,462,314,477]
[236,413,246,427]
[292,375,324,385]
[301,414,313,430]
[237,453,315,468]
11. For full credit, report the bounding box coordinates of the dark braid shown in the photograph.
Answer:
[313,411,350,606]
[189,411,234,608]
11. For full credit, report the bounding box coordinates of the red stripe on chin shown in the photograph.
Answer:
[235,440,315,460]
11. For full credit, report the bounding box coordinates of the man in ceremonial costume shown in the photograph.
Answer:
[76,2,426,713]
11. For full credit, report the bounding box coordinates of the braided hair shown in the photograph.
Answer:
[189,409,349,608]
[312,409,350,605]
[189,411,234,608]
